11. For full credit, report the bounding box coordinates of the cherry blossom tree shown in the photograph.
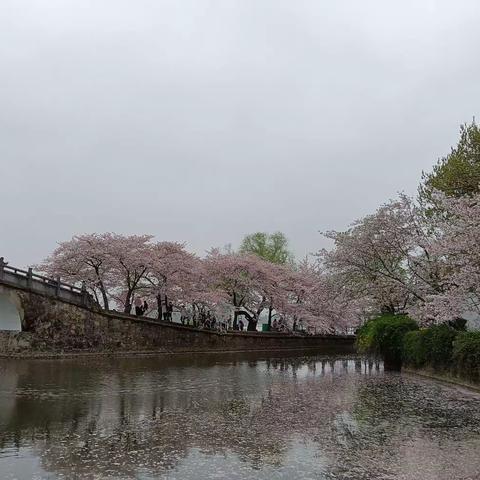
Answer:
[144,242,199,320]
[318,195,449,323]
[107,234,154,313]
[204,250,285,330]
[276,259,366,333]
[185,258,231,321]
[420,192,480,322]
[203,250,357,333]
[203,250,253,329]
[37,232,376,332]
[37,233,154,313]
[36,233,115,309]
[308,270,370,333]
[269,260,314,328]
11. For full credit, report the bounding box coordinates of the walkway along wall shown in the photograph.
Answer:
[0,260,355,357]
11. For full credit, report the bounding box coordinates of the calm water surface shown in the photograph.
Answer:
[0,353,479,480]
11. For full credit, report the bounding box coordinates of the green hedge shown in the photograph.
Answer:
[452,331,480,382]
[402,325,458,370]
[402,329,429,368]
[356,314,418,369]
[358,315,480,384]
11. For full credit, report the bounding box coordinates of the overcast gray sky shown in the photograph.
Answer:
[1,0,479,267]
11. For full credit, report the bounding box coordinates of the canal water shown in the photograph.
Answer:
[0,353,479,480]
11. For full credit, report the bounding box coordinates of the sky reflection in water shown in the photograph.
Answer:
[0,353,479,480]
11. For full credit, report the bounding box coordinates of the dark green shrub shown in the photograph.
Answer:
[452,331,480,382]
[356,314,418,370]
[448,317,467,331]
[424,324,458,369]
[403,330,428,368]
[402,325,458,370]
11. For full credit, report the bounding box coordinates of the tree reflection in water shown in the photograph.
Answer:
[0,353,479,480]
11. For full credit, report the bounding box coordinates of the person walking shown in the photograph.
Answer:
[167,302,173,322]
[134,298,143,316]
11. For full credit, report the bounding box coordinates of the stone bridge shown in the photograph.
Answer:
[0,257,355,357]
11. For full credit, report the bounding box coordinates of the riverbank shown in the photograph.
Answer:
[403,367,480,393]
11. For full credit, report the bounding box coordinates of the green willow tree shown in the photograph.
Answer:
[419,120,480,207]
[239,231,293,265]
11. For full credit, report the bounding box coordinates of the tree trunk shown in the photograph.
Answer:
[267,306,273,330]
[245,311,257,331]
[91,289,100,306]
[233,309,258,331]
[101,289,109,310]
[157,294,163,321]
[94,267,109,310]
[164,294,169,321]
[124,290,133,314]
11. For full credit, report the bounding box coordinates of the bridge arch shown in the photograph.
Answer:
[0,288,23,331]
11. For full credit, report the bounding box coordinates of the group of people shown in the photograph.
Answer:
[272,317,304,333]
[134,298,149,317]
[183,311,229,332]
[271,318,286,332]
[163,302,174,322]
[130,301,305,334]
[133,298,174,321]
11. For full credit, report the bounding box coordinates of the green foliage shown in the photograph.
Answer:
[448,317,467,331]
[401,325,480,385]
[403,325,458,370]
[402,330,429,368]
[425,324,458,368]
[452,331,480,382]
[239,231,293,265]
[419,120,480,206]
[356,314,418,368]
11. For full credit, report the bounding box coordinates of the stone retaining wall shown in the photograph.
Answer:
[0,285,355,357]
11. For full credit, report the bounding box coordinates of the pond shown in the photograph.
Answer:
[0,353,479,480]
